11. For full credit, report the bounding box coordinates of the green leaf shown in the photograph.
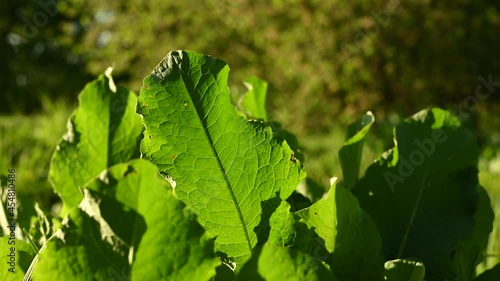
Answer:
[384,258,425,281]
[451,186,494,281]
[0,238,36,281]
[238,76,304,163]
[267,121,305,163]
[86,159,219,280]
[296,177,326,203]
[474,264,500,281]
[267,200,324,259]
[352,108,480,280]
[32,207,130,280]
[27,203,60,250]
[33,159,219,280]
[49,68,144,209]
[237,243,337,281]
[137,50,306,267]
[268,201,297,247]
[296,178,384,281]
[339,111,374,189]
[239,76,268,121]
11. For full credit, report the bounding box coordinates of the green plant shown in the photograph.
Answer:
[2,50,499,281]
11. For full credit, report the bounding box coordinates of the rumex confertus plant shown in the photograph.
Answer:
[2,50,499,281]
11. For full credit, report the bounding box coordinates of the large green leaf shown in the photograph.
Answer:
[0,238,35,281]
[49,68,144,209]
[237,243,337,281]
[33,159,219,280]
[296,178,384,281]
[338,111,374,189]
[238,76,268,121]
[352,108,480,280]
[137,50,306,267]
[384,258,425,281]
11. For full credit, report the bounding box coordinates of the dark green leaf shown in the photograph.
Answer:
[352,108,480,280]
[451,186,494,281]
[339,111,374,189]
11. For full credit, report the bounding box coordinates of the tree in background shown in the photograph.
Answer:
[2,0,499,134]
[1,0,92,113]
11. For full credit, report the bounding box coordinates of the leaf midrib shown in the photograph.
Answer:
[181,68,252,254]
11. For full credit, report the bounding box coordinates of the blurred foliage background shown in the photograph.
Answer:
[1,0,499,270]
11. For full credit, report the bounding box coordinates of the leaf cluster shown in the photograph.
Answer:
[2,51,498,281]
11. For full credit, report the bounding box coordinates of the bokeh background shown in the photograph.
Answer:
[1,0,499,270]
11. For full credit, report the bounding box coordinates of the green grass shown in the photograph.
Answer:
[0,97,74,231]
